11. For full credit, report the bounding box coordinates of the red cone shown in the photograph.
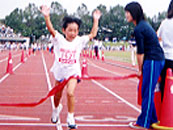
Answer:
[90,50,92,58]
[101,51,105,61]
[81,59,88,77]
[29,49,31,56]
[21,50,25,63]
[6,52,13,74]
[160,68,173,127]
[93,52,96,60]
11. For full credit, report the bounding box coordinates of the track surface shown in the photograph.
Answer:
[0,50,142,130]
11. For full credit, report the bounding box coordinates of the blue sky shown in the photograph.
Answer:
[0,0,171,19]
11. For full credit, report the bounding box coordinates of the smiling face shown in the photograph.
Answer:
[125,11,133,23]
[62,22,79,42]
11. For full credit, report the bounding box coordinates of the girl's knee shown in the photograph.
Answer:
[67,91,74,98]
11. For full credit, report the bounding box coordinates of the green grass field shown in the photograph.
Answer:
[89,41,135,64]
[104,50,132,63]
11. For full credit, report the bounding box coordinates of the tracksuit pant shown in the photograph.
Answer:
[137,60,165,128]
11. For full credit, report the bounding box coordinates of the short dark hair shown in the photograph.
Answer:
[167,0,173,18]
[62,16,82,30]
[124,2,145,24]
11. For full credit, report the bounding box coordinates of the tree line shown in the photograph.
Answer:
[1,2,167,42]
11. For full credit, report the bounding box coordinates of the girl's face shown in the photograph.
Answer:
[125,11,133,23]
[63,22,79,42]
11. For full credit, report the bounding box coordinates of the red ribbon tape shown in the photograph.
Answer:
[0,74,139,107]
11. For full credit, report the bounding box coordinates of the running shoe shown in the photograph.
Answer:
[51,104,63,123]
[129,122,148,129]
[67,114,77,129]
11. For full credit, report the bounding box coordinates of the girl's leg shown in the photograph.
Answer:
[66,78,77,128]
[51,80,64,123]
[54,80,63,107]
[66,78,77,113]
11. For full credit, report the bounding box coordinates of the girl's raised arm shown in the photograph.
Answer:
[40,5,56,37]
[88,10,101,40]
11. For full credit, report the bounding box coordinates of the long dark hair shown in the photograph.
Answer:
[167,0,173,18]
[125,2,145,24]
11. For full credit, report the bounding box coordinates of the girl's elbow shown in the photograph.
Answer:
[90,34,96,39]
[93,34,97,38]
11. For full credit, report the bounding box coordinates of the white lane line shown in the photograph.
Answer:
[0,55,28,83]
[0,56,41,121]
[0,114,40,121]
[13,62,22,71]
[0,62,23,83]
[0,54,21,63]
[41,52,54,108]
[0,57,8,63]
[75,115,136,122]
[0,73,9,83]
[0,122,129,127]
[87,60,140,113]
[91,79,141,113]
[41,52,63,130]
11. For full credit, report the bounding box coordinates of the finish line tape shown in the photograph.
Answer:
[0,74,139,107]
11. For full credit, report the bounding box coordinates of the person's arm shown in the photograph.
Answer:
[137,54,144,76]
[134,29,144,77]
[88,10,101,40]
[40,5,56,37]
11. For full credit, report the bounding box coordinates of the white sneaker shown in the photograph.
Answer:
[67,114,77,129]
[51,104,63,123]
[129,122,148,129]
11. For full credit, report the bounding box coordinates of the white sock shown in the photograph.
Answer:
[68,112,74,118]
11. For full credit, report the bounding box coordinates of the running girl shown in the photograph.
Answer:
[40,5,101,129]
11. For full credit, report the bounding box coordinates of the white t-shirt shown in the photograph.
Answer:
[50,32,89,81]
[157,18,173,60]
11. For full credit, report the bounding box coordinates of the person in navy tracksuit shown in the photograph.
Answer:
[124,2,165,129]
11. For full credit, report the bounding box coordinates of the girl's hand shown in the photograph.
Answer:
[93,9,101,20]
[40,5,50,17]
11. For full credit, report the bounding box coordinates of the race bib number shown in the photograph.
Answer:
[59,48,76,64]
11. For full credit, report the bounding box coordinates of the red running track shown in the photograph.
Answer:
[0,50,142,130]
